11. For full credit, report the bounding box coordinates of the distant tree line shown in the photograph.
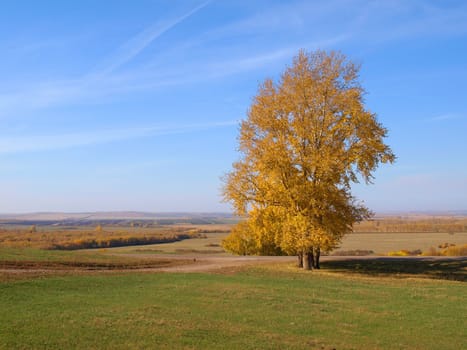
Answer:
[50,234,194,250]
[354,218,467,233]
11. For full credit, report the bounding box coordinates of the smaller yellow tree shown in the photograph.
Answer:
[222,221,257,255]
[222,207,285,256]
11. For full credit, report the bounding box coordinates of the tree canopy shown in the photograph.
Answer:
[222,50,395,269]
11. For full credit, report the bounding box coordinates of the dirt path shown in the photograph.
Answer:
[1,255,465,276]
[114,254,467,273]
[148,255,296,272]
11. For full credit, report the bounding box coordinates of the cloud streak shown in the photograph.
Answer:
[0,1,212,117]
[430,113,465,122]
[92,0,212,76]
[348,0,467,44]
[0,120,237,154]
[1,0,464,120]
[0,34,346,118]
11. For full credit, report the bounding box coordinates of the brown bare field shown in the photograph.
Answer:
[0,246,195,282]
[108,230,467,257]
[335,231,467,255]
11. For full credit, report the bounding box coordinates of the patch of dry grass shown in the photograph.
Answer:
[0,226,204,250]
[422,244,467,257]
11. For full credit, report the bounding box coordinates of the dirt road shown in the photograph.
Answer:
[117,254,466,273]
[1,254,465,277]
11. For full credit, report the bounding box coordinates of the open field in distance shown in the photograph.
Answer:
[336,231,467,255]
[1,213,466,255]
[101,230,467,257]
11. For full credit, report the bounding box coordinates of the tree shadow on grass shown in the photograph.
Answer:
[321,257,466,282]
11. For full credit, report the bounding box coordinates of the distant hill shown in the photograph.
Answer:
[0,211,465,227]
[374,210,467,218]
[0,211,234,221]
[0,212,237,226]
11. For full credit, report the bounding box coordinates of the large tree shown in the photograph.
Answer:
[223,50,395,270]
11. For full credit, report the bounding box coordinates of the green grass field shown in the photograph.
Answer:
[1,266,465,350]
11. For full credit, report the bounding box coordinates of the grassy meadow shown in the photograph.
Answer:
[1,265,466,350]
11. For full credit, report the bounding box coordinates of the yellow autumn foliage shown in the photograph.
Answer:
[223,50,395,269]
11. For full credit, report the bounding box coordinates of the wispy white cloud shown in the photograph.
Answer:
[0,33,347,118]
[430,113,465,122]
[0,0,357,119]
[198,34,349,78]
[105,34,347,90]
[0,120,237,154]
[91,0,212,77]
[2,0,465,120]
[206,0,345,38]
[394,2,467,38]
[348,0,467,44]
[0,1,212,117]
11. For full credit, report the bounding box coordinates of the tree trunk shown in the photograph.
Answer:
[313,247,321,269]
[302,252,310,270]
[308,251,314,269]
[302,250,314,270]
[297,253,303,268]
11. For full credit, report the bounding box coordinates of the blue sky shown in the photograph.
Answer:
[1,0,466,213]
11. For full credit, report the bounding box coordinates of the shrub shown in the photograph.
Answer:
[421,247,441,256]
[438,242,455,249]
[387,249,422,256]
[421,244,467,256]
[388,250,410,256]
[442,244,467,256]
